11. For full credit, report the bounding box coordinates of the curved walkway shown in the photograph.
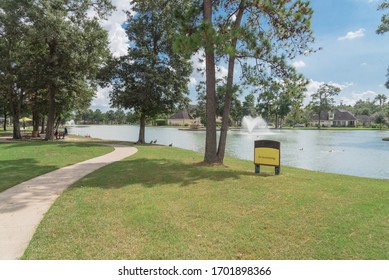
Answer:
[0,145,138,259]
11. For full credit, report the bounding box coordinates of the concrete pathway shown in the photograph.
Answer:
[0,145,138,259]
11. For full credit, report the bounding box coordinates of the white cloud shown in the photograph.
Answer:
[188,51,206,85]
[189,77,197,85]
[188,50,230,90]
[306,79,353,95]
[101,0,132,58]
[341,90,377,106]
[216,65,228,80]
[338,28,366,41]
[92,0,131,111]
[292,60,306,68]
[91,86,112,111]
[352,90,377,101]
[304,80,354,105]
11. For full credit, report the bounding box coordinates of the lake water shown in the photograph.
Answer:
[69,125,389,179]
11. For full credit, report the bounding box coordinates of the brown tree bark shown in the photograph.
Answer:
[7,85,22,139]
[3,111,7,131]
[45,85,56,140]
[137,112,146,144]
[203,0,218,163]
[217,2,245,163]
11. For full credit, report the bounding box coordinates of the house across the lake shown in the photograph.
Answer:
[310,109,357,127]
[167,110,200,126]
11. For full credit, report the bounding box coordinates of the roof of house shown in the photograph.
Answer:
[335,109,357,121]
[311,109,357,121]
[168,110,193,120]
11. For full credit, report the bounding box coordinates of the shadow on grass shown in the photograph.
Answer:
[79,157,265,189]
[0,158,57,193]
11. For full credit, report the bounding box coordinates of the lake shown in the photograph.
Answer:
[69,125,389,180]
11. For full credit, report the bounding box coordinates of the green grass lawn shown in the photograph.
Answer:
[0,141,113,192]
[22,145,389,260]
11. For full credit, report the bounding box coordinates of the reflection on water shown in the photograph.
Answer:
[69,125,389,179]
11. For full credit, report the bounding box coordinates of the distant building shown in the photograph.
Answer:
[168,110,200,126]
[310,109,357,127]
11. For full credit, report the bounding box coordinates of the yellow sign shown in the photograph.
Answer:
[254,147,280,166]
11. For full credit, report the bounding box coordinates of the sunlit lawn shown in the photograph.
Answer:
[22,145,389,260]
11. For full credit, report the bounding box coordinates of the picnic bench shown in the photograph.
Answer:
[55,131,65,139]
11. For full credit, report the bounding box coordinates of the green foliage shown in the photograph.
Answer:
[377,2,389,89]
[310,84,341,112]
[109,0,192,143]
[175,0,315,162]
[377,1,389,34]
[374,113,387,129]
[0,0,114,139]
[257,76,307,127]
[242,93,256,117]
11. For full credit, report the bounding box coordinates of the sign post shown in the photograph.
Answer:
[254,140,281,175]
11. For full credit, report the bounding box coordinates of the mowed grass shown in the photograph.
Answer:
[0,141,113,192]
[22,145,389,260]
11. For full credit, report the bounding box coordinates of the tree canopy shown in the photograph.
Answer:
[310,83,341,128]
[109,0,192,144]
[175,0,315,163]
[0,0,113,139]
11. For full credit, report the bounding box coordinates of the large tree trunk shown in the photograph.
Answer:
[3,111,7,131]
[7,85,22,139]
[45,85,56,140]
[12,115,21,139]
[318,109,321,129]
[217,2,245,163]
[40,116,45,134]
[203,0,218,163]
[137,112,146,144]
[32,110,40,135]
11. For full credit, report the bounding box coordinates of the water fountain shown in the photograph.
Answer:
[241,116,268,133]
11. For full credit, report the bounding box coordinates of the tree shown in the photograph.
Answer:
[105,110,116,124]
[257,77,307,128]
[114,109,126,124]
[377,1,389,35]
[377,1,389,89]
[25,0,113,140]
[310,83,341,128]
[0,0,33,139]
[0,90,8,130]
[93,109,104,124]
[374,113,387,129]
[176,0,315,163]
[374,93,387,107]
[195,79,241,125]
[353,99,378,116]
[242,93,256,117]
[109,0,192,144]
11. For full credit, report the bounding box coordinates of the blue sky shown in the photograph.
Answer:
[293,0,389,105]
[91,0,389,111]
